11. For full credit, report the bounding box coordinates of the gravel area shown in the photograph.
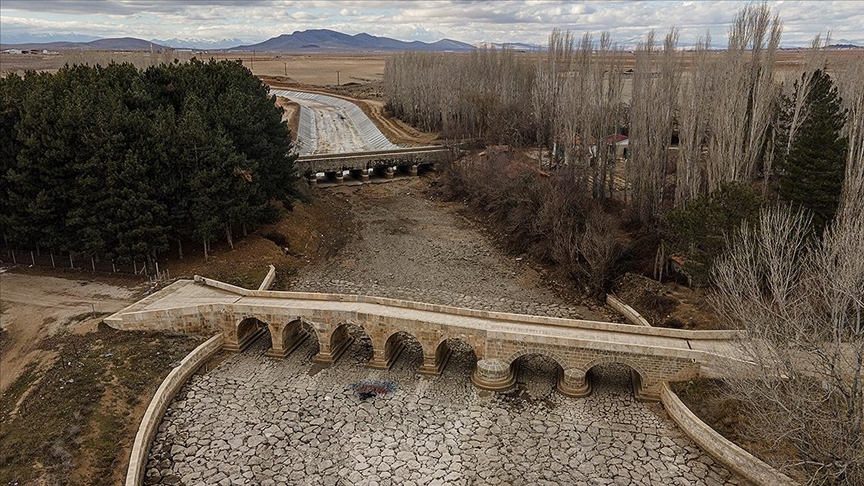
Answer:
[289,179,607,321]
[146,334,741,485]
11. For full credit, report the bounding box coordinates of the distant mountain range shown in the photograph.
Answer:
[1,29,476,53]
[3,30,861,53]
[2,37,164,52]
[229,29,474,52]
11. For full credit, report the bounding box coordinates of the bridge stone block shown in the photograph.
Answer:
[472,359,515,392]
[558,368,590,397]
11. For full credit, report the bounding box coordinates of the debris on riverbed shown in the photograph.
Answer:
[347,380,397,400]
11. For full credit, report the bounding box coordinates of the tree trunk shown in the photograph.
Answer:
[177,238,184,260]
[203,239,209,261]
[226,223,234,250]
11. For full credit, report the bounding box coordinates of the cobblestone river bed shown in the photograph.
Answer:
[146,333,741,485]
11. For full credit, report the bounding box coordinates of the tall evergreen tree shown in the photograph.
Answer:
[1,59,298,263]
[777,68,847,229]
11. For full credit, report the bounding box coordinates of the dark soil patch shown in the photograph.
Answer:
[672,379,806,483]
[0,323,202,486]
[613,272,722,330]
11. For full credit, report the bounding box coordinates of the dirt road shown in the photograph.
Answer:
[290,177,609,320]
[0,271,141,392]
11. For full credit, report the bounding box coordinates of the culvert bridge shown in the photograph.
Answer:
[105,277,743,401]
[270,89,450,182]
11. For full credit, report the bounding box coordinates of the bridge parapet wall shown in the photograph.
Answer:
[482,333,701,400]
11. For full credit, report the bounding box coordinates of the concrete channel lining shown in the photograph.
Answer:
[270,89,400,155]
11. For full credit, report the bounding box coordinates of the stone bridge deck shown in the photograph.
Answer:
[105,278,743,400]
[296,146,451,176]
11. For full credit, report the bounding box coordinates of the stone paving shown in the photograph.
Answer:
[146,331,742,485]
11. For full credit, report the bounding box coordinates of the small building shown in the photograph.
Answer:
[606,134,628,160]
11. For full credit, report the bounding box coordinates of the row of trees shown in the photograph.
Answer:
[385,5,860,227]
[421,5,862,482]
[0,59,298,265]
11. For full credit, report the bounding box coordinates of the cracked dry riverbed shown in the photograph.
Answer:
[145,177,743,485]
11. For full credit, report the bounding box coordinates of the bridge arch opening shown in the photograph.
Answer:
[329,323,373,365]
[380,331,424,372]
[269,319,319,359]
[233,317,270,353]
[434,338,479,377]
[584,360,646,399]
[509,353,566,399]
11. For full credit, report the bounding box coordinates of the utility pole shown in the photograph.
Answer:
[284,62,287,76]
[336,70,340,86]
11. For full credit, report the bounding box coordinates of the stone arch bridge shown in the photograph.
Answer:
[105,277,742,400]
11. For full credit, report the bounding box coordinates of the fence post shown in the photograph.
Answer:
[51,253,55,267]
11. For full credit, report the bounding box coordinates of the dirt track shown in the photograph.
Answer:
[0,271,140,392]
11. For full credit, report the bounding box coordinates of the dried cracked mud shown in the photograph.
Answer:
[145,178,743,485]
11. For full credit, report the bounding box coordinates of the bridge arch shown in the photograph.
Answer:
[581,356,649,386]
[504,347,568,370]
[566,356,656,399]
[265,317,319,359]
[372,330,425,371]
[317,321,373,366]
[226,316,270,352]
[425,337,479,376]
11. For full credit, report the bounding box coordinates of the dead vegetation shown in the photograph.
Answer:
[0,323,201,486]
[439,148,623,299]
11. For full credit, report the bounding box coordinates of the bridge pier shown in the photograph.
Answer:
[557,368,590,397]
[351,168,370,181]
[367,337,404,370]
[418,343,452,376]
[265,320,310,358]
[472,359,515,391]
[313,325,353,365]
[223,323,267,353]
[632,372,661,401]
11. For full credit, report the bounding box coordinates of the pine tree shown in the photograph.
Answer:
[777,68,847,229]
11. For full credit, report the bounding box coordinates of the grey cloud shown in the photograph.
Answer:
[0,0,274,16]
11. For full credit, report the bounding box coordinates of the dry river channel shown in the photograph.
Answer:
[145,179,743,485]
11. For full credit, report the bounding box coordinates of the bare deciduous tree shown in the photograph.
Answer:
[834,54,864,217]
[675,34,711,206]
[628,29,680,223]
[705,4,781,192]
[384,48,535,143]
[711,201,864,484]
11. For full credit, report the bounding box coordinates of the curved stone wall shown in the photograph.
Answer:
[125,334,223,486]
[660,383,797,485]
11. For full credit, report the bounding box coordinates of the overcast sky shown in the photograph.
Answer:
[1,1,862,48]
